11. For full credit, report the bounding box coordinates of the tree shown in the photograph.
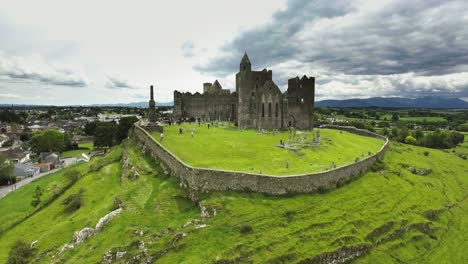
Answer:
[83,121,98,136]
[392,113,399,122]
[414,129,424,140]
[29,130,65,153]
[404,135,417,145]
[7,240,37,264]
[31,186,43,207]
[0,154,15,185]
[399,127,410,142]
[391,127,399,138]
[116,116,139,143]
[94,122,118,148]
[382,127,390,137]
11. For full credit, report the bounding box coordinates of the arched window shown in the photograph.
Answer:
[275,103,278,117]
[262,103,265,117]
[268,102,272,117]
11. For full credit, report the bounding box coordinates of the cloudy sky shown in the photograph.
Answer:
[0,0,467,105]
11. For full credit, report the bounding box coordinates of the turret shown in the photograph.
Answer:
[240,52,251,72]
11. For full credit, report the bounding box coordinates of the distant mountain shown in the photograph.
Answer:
[315,97,468,108]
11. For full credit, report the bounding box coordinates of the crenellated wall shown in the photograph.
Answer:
[131,125,389,195]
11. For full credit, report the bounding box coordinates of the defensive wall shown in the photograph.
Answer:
[131,124,389,195]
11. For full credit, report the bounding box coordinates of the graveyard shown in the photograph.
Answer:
[150,122,385,176]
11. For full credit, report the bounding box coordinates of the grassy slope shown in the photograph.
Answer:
[151,124,384,175]
[0,137,466,263]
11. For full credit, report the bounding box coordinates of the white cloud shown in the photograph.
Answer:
[0,51,88,87]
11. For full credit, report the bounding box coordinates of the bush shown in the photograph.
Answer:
[64,169,80,183]
[456,123,468,132]
[404,135,417,145]
[62,188,85,212]
[240,224,253,234]
[31,186,43,207]
[7,240,37,264]
[423,151,430,156]
[370,160,386,172]
[284,210,296,223]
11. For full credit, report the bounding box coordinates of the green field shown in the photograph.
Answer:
[61,142,94,158]
[150,123,385,176]
[399,116,447,123]
[0,136,466,263]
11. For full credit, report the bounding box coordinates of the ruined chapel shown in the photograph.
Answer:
[174,53,315,129]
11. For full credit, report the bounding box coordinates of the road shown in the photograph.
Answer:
[0,169,61,199]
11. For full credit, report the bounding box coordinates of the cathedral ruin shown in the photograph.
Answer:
[174,53,315,129]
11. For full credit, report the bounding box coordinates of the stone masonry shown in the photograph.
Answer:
[174,53,315,130]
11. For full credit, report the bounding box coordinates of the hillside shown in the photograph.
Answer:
[0,137,467,263]
[315,97,468,108]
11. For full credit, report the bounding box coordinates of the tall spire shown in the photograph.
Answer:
[150,85,154,100]
[241,52,251,65]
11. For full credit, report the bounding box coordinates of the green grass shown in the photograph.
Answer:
[150,123,385,176]
[61,142,94,158]
[0,137,466,263]
[399,116,447,123]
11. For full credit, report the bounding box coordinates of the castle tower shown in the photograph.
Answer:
[148,85,157,123]
[236,52,252,128]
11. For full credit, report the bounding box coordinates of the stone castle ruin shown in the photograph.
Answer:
[174,53,315,129]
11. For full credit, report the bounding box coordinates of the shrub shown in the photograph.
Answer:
[423,151,430,156]
[7,240,37,264]
[112,196,122,210]
[240,224,253,234]
[64,169,80,183]
[370,160,386,172]
[62,188,85,212]
[284,210,296,223]
[404,135,417,145]
[31,186,43,207]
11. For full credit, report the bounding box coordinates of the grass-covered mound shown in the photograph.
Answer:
[150,123,384,175]
[0,136,466,263]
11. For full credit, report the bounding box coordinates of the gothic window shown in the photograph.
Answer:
[268,102,272,117]
[262,103,265,117]
[275,103,278,117]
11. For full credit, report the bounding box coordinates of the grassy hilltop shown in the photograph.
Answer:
[151,123,384,175]
[0,135,466,263]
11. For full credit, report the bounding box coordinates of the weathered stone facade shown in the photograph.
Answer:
[173,81,237,121]
[131,124,389,195]
[174,53,315,129]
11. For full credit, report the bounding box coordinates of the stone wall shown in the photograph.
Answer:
[131,125,389,195]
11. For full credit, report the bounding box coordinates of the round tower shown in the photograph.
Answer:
[237,52,252,128]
